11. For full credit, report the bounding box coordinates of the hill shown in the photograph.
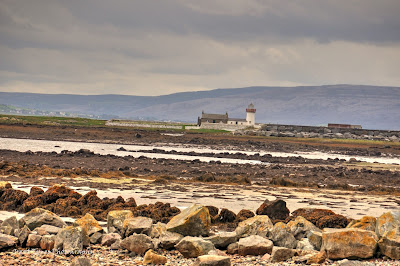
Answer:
[0,85,399,130]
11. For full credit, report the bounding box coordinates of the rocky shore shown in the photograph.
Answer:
[0,182,399,265]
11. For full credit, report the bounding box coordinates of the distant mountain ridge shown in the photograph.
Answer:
[0,85,399,130]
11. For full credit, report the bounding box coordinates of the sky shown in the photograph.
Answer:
[0,0,400,96]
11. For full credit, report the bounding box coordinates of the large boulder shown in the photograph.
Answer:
[205,231,238,249]
[74,213,103,244]
[107,210,133,235]
[256,199,290,222]
[19,208,66,230]
[235,215,273,238]
[175,236,215,258]
[193,255,231,266]
[347,216,376,232]
[378,229,400,260]
[287,216,321,240]
[375,211,400,259]
[120,233,154,255]
[321,228,378,259]
[123,216,153,237]
[0,233,18,250]
[376,211,400,237]
[54,225,90,254]
[166,204,211,237]
[268,222,297,249]
[238,235,273,256]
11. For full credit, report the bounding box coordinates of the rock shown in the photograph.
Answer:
[321,228,378,259]
[0,216,18,236]
[43,184,81,203]
[101,233,121,246]
[159,231,183,250]
[206,206,219,217]
[238,235,273,256]
[70,257,92,266]
[205,231,237,249]
[175,236,215,258]
[218,209,236,223]
[287,216,320,240]
[40,235,55,250]
[17,225,31,247]
[316,214,349,228]
[270,246,297,262]
[36,224,61,235]
[19,208,66,230]
[296,238,315,250]
[378,228,400,259]
[26,233,42,248]
[256,199,290,222]
[166,204,211,237]
[74,213,104,236]
[235,215,273,238]
[289,208,336,227]
[143,249,168,265]
[376,211,400,238]
[89,231,103,244]
[226,242,238,254]
[0,181,12,189]
[34,227,48,236]
[120,233,154,255]
[0,187,29,210]
[149,222,166,238]
[54,225,90,254]
[268,222,297,249]
[107,210,133,235]
[307,251,327,264]
[347,216,376,232]
[123,216,153,237]
[307,230,322,251]
[110,239,121,250]
[0,233,18,249]
[194,255,231,266]
[29,186,44,197]
[235,209,255,224]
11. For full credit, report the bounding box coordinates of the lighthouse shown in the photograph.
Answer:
[246,103,256,126]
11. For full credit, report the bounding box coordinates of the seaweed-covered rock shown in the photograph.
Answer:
[256,199,290,223]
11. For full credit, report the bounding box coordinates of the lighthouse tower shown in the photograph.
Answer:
[246,103,256,126]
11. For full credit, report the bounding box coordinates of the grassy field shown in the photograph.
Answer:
[0,114,106,127]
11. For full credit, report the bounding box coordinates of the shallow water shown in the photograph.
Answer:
[1,137,399,165]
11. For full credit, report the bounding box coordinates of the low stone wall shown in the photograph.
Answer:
[240,124,400,142]
[106,121,183,130]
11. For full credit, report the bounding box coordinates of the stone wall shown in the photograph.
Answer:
[253,124,400,142]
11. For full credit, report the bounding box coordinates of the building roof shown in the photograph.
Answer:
[228,118,247,122]
[201,113,228,120]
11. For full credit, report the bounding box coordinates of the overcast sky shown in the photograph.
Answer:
[0,0,399,96]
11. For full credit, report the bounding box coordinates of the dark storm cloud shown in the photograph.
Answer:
[0,0,399,95]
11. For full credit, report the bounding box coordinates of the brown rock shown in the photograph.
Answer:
[270,246,297,262]
[70,257,92,266]
[238,235,273,256]
[235,209,255,224]
[307,251,327,264]
[123,216,153,237]
[29,187,44,197]
[26,234,42,248]
[316,214,349,229]
[143,249,168,265]
[347,216,376,232]
[74,213,103,236]
[175,236,215,258]
[321,228,378,259]
[0,188,29,210]
[40,235,55,251]
[218,209,236,223]
[120,233,154,255]
[235,215,273,238]
[194,255,231,266]
[226,242,238,255]
[101,233,121,246]
[0,233,18,249]
[256,199,290,223]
